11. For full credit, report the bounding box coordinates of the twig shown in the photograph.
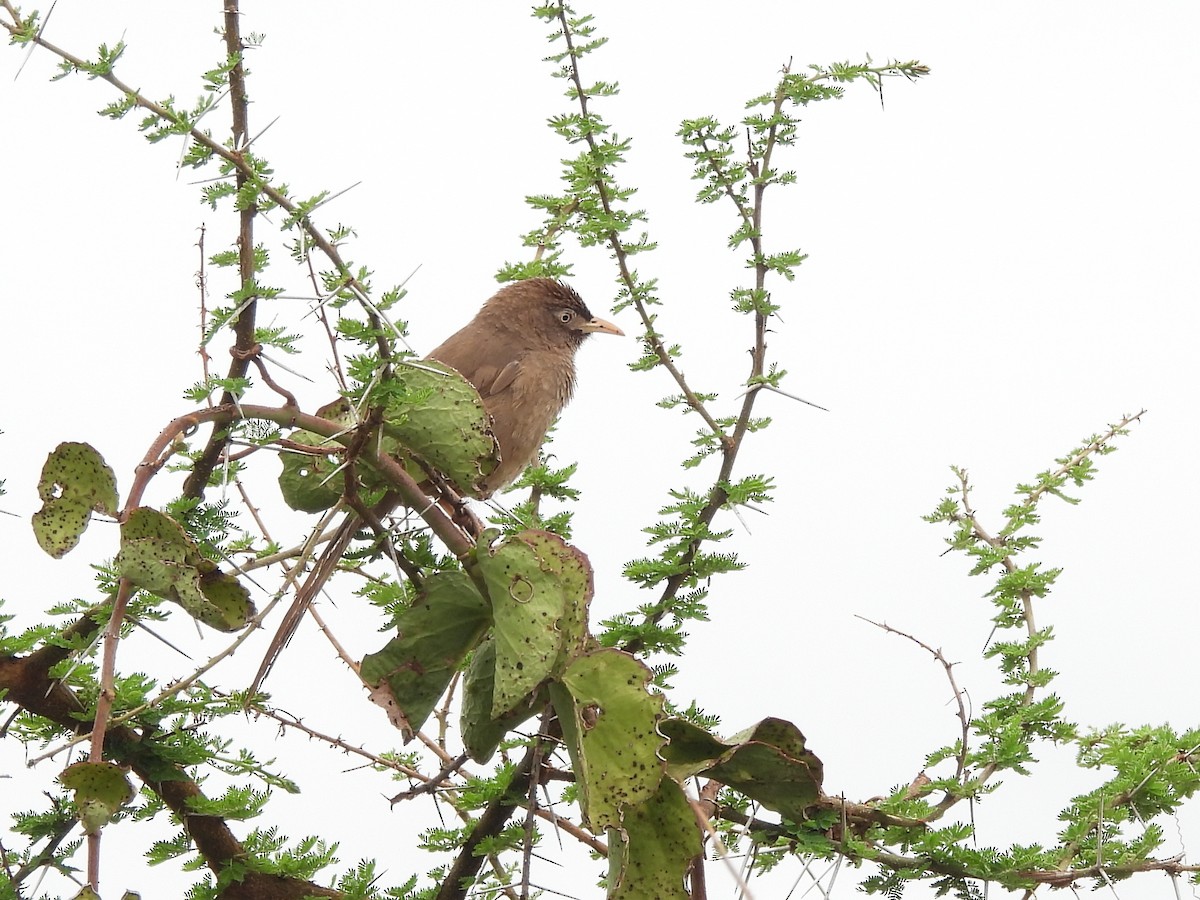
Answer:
[520,711,554,900]
[856,615,971,795]
[182,0,259,496]
[88,577,135,776]
[389,753,470,805]
[552,2,726,443]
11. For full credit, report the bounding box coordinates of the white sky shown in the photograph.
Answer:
[2,2,1198,898]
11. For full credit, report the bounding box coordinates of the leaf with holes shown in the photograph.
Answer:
[479,529,593,717]
[460,636,546,763]
[550,648,665,832]
[31,442,118,558]
[608,776,699,900]
[278,397,354,512]
[360,571,491,741]
[660,716,824,821]
[381,359,500,498]
[278,428,346,512]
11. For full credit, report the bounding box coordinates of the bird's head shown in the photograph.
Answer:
[482,278,624,351]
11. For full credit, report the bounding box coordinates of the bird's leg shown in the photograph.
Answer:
[419,468,485,538]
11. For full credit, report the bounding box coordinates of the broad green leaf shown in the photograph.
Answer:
[278,429,345,513]
[60,761,135,835]
[608,776,698,900]
[190,562,256,632]
[31,442,118,558]
[550,648,665,831]
[660,716,824,821]
[278,397,354,512]
[657,717,728,769]
[460,637,545,763]
[117,507,255,632]
[382,359,500,498]
[361,571,491,740]
[479,529,593,717]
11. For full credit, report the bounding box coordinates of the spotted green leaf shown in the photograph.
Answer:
[60,761,135,835]
[31,442,118,558]
[117,507,255,631]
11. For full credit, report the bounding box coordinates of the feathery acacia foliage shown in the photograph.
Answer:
[1,2,1196,899]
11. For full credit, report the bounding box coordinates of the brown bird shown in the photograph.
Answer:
[248,278,621,698]
[428,277,624,496]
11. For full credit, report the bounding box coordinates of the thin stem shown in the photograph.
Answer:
[551,2,774,642]
[553,2,726,443]
[856,615,971,793]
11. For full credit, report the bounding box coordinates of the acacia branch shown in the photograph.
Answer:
[0,2,397,497]
[0,639,340,898]
[183,0,258,496]
[856,615,971,795]
[552,1,726,443]
[550,2,778,646]
[61,399,473,783]
[927,412,1145,817]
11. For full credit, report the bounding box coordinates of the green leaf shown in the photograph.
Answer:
[31,442,119,558]
[478,530,593,717]
[277,424,347,514]
[381,360,500,497]
[117,507,255,631]
[60,761,135,835]
[278,397,394,512]
[549,648,665,832]
[607,776,699,900]
[460,637,545,763]
[660,716,824,821]
[360,572,491,741]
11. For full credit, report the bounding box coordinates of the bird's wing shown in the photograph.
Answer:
[450,358,522,400]
[488,359,522,396]
[428,327,527,401]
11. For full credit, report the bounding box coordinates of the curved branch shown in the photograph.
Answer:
[0,641,339,898]
[0,2,397,498]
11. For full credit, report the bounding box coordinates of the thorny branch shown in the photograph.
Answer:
[0,0,398,495]
[857,615,971,792]
[551,0,778,644]
[928,411,1145,817]
[552,4,727,443]
[181,0,260,496]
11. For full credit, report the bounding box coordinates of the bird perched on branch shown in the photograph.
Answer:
[428,277,623,495]
[248,278,622,697]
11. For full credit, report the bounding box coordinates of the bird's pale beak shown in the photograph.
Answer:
[580,316,624,337]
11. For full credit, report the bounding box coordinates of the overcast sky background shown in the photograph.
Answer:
[2,2,1198,898]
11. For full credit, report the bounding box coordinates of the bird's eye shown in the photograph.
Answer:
[558,309,574,324]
